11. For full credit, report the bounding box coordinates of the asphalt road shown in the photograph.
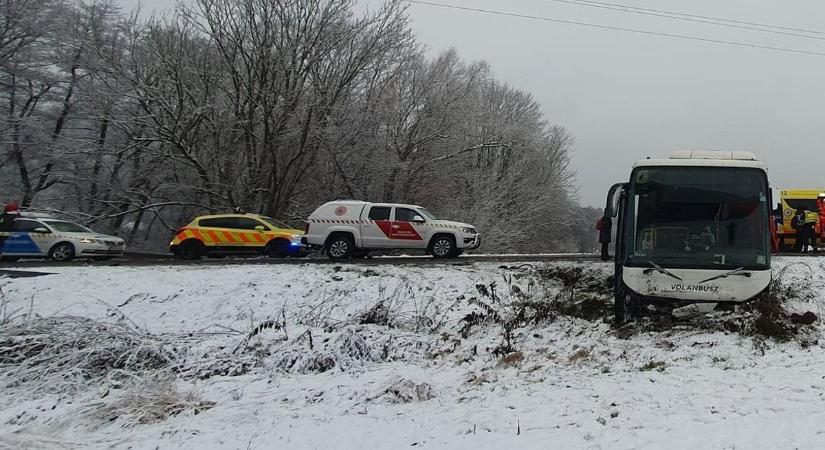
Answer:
[0,253,601,269]
[0,269,55,278]
[4,252,817,272]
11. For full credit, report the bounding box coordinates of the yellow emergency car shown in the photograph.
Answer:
[777,189,823,250]
[170,214,305,259]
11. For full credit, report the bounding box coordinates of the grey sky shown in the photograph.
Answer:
[121,0,825,207]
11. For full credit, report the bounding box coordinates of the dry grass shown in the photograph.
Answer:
[83,381,215,428]
[0,315,183,393]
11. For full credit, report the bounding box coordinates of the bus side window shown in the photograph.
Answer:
[639,228,654,252]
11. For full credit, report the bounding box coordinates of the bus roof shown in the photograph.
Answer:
[633,150,765,170]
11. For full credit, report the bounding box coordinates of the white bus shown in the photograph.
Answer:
[599,151,772,323]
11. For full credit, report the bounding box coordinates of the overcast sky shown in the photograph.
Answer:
[120,0,825,207]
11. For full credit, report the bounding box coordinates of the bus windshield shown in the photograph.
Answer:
[624,166,769,270]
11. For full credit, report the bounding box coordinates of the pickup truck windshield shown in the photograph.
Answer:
[624,166,769,270]
[417,208,437,220]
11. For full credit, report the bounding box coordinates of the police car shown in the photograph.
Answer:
[2,215,126,262]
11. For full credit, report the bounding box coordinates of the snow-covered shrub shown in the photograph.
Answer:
[0,315,180,393]
[258,324,434,375]
[369,377,435,404]
[358,279,455,333]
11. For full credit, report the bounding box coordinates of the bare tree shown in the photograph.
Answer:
[1,0,582,253]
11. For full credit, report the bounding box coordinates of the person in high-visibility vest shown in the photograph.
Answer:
[795,208,818,253]
[0,202,20,257]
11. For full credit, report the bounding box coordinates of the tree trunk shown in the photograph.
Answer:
[89,111,111,208]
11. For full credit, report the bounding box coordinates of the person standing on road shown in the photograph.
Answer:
[773,203,783,228]
[597,216,612,261]
[804,209,818,253]
[794,208,807,253]
[0,202,20,257]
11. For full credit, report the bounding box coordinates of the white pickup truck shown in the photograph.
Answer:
[303,201,481,259]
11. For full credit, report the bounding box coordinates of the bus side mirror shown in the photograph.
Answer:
[603,183,626,218]
[600,183,626,261]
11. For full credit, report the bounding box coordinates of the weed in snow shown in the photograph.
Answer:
[82,381,214,428]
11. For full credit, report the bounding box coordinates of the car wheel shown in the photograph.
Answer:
[267,240,290,258]
[326,235,354,260]
[50,243,75,262]
[179,240,205,260]
[429,235,455,258]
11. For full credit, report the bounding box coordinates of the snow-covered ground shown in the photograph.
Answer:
[1,258,824,449]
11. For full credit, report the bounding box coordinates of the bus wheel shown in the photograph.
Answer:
[614,292,626,324]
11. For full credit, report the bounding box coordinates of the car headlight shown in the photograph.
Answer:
[462,227,477,234]
[80,238,99,244]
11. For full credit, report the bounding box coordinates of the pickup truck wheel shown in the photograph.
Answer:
[429,235,455,258]
[327,236,354,259]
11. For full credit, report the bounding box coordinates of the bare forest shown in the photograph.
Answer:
[0,0,593,253]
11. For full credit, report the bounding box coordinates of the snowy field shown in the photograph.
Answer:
[1,258,825,449]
